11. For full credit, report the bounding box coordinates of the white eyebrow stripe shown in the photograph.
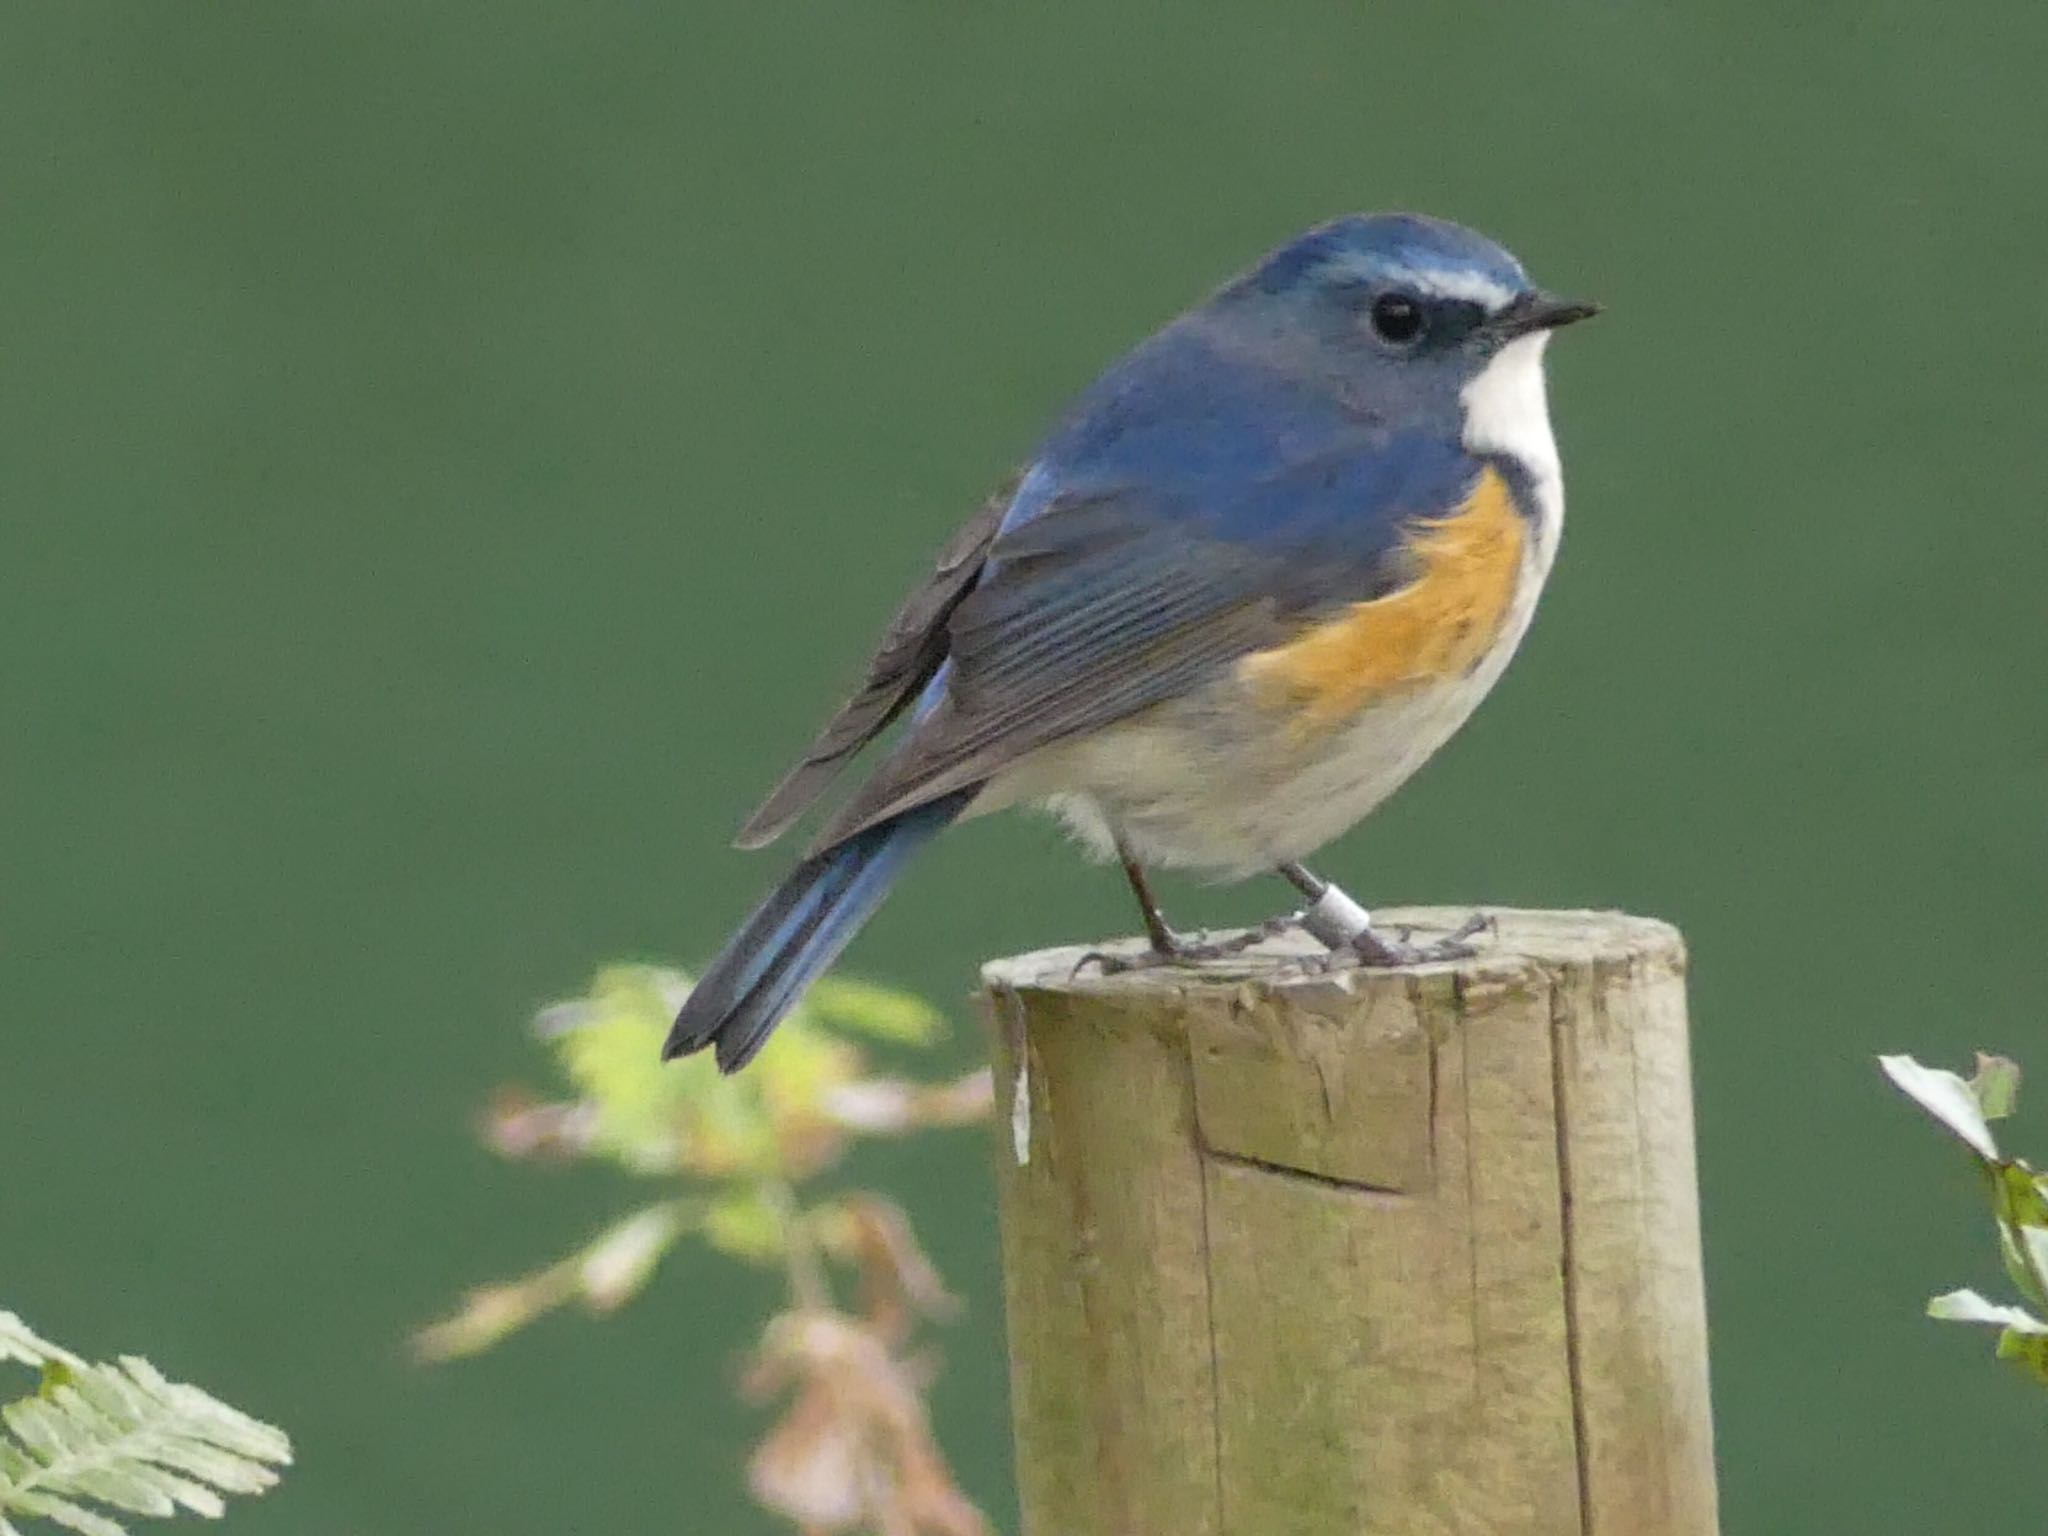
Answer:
[1388,266,1519,309]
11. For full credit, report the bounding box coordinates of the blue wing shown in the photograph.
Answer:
[806,321,1484,849]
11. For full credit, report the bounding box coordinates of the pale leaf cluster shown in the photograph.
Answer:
[0,1311,290,1535]
[1881,1052,2048,1384]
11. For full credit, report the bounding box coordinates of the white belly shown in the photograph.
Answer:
[982,545,1551,878]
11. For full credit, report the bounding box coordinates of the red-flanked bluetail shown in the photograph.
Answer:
[666,213,1597,1071]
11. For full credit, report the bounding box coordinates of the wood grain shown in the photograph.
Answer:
[986,908,1718,1536]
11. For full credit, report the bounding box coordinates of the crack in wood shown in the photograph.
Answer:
[1198,1142,1412,1199]
[1549,966,1596,1536]
[1185,1034,1230,1533]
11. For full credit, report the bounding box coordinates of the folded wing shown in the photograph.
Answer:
[734,474,1017,848]
[811,428,1478,850]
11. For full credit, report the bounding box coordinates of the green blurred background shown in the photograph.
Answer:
[6,3,2044,1531]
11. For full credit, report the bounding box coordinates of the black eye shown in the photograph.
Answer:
[1370,292,1424,345]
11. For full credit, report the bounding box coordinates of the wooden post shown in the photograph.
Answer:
[984,908,1718,1536]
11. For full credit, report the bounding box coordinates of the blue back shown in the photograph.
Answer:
[1003,318,1477,602]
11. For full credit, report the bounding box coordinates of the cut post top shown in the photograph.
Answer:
[984,904,1716,1536]
[983,906,1685,999]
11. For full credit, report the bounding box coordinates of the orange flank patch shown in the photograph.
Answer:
[1238,467,1527,734]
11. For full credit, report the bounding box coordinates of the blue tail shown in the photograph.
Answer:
[663,790,973,1073]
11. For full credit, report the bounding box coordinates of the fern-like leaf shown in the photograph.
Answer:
[0,1312,290,1533]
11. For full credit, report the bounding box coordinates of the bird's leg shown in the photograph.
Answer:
[1072,840,1279,975]
[1119,844,1181,957]
[1277,862,1490,967]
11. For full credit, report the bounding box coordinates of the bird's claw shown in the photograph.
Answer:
[1070,947,1167,978]
[1323,912,1492,970]
[1071,918,1293,978]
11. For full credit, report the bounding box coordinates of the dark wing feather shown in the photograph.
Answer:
[809,455,1425,852]
[733,472,1017,848]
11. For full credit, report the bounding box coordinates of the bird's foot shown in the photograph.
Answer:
[1323,912,1492,970]
[1073,917,1294,977]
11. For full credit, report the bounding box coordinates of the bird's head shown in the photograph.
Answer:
[1211,213,1597,451]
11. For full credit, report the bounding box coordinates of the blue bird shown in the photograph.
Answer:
[665,213,1597,1072]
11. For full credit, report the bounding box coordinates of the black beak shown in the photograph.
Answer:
[1494,290,1601,339]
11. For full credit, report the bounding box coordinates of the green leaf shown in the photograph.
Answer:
[541,966,797,1177]
[1879,1054,2000,1160]
[676,1062,781,1177]
[0,1312,290,1533]
[1994,1325,2048,1384]
[1984,1154,2048,1310]
[1990,1162,2048,1230]
[704,1189,789,1264]
[2000,1221,2048,1311]
[551,967,697,1173]
[1969,1053,2022,1121]
[750,1020,861,1134]
[802,978,945,1046]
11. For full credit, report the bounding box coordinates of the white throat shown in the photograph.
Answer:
[1460,333,1564,544]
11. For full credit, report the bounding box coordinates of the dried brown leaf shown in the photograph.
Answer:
[819,1197,959,1346]
[481,1089,598,1161]
[745,1312,988,1536]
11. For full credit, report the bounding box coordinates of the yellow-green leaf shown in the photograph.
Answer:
[1970,1053,2022,1121]
[705,1190,788,1265]
[1994,1323,2048,1384]
[552,969,693,1172]
[804,977,944,1046]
